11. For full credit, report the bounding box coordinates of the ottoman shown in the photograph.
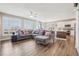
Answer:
[35,35,49,45]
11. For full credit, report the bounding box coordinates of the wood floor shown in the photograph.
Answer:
[0,36,78,56]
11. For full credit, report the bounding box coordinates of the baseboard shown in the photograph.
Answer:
[0,37,11,41]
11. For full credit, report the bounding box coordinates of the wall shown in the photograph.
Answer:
[76,4,79,54]
[0,14,2,38]
[42,20,75,30]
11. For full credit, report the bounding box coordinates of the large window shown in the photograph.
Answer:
[24,20,41,30]
[24,20,34,29]
[2,16,22,36]
[2,15,41,36]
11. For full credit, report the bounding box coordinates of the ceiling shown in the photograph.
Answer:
[0,3,76,22]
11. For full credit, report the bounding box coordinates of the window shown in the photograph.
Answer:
[2,15,41,36]
[2,16,22,36]
[24,20,34,30]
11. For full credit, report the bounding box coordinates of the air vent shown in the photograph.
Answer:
[74,3,78,7]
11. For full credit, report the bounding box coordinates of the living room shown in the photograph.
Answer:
[0,3,79,56]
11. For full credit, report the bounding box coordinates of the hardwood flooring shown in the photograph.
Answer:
[0,36,78,56]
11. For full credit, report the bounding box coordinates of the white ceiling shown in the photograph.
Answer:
[0,3,75,22]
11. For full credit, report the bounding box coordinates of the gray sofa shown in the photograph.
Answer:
[11,33,33,42]
[11,29,41,42]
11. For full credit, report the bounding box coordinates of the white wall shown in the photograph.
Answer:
[0,14,2,37]
[42,20,75,30]
[76,4,79,54]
